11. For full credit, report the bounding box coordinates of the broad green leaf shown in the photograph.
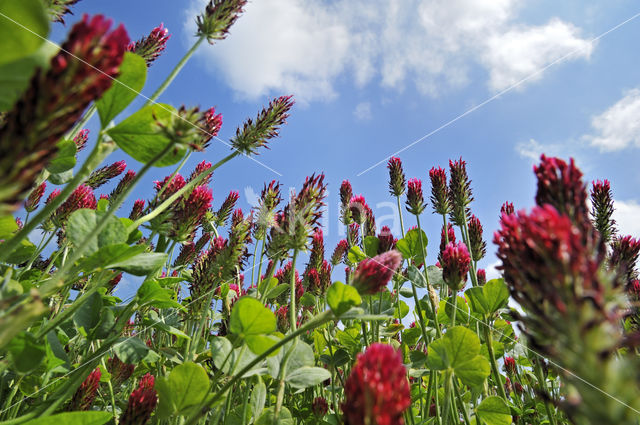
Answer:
[137,280,183,310]
[4,238,36,265]
[246,334,281,357]
[250,377,267,421]
[407,265,426,288]
[156,362,210,419]
[476,396,512,425]
[0,0,49,66]
[464,287,489,315]
[454,355,491,387]
[73,292,102,336]
[395,228,427,264]
[483,279,510,313]
[45,139,76,174]
[22,412,112,425]
[347,245,366,263]
[258,277,278,298]
[0,42,57,112]
[229,297,276,337]
[96,52,147,127]
[264,284,289,300]
[443,295,470,325]
[285,366,331,389]
[7,331,45,373]
[255,406,293,425]
[78,243,146,272]
[107,103,184,167]
[113,337,153,364]
[425,336,449,370]
[0,215,18,238]
[267,340,314,379]
[363,236,380,257]
[426,265,445,287]
[110,251,168,276]
[326,281,362,317]
[66,209,128,255]
[47,169,73,185]
[426,326,481,369]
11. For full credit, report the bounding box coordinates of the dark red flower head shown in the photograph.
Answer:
[86,160,126,189]
[429,166,450,215]
[500,201,515,216]
[448,158,473,226]
[476,268,487,286]
[441,241,470,291]
[377,226,396,253]
[129,199,145,220]
[331,239,349,265]
[439,223,456,260]
[503,356,517,374]
[119,374,157,425]
[352,250,402,295]
[25,182,47,212]
[127,23,171,66]
[349,195,368,225]
[68,367,101,411]
[342,343,410,425]
[609,235,640,287]
[53,184,97,227]
[73,129,90,151]
[196,0,248,44]
[312,397,329,417]
[109,169,136,202]
[406,178,426,215]
[189,160,213,186]
[590,179,616,243]
[387,157,406,197]
[197,107,223,150]
[468,214,487,261]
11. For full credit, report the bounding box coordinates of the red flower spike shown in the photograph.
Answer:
[406,178,425,215]
[377,225,396,253]
[429,166,450,215]
[214,191,240,227]
[68,367,101,411]
[610,235,640,287]
[342,343,410,425]
[476,268,486,286]
[199,107,223,149]
[25,182,47,212]
[439,223,456,261]
[312,397,329,417]
[196,0,248,44]
[349,195,368,225]
[127,23,170,66]
[590,179,616,243]
[387,157,406,197]
[189,160,213,185]
[441,241,470,291]
[448,158,473,226]
[500,201,515,216]
[0,15,128,215]
[106,355,135,388]
[331,239,349,266]
[109,169,136,202]
[129,199,145,220]
[468,214,487,261]
[73,129,90,151]
[504,356,517,375]
[86,160,126,189]
[352,250,402,295]
[119,376,158,425]
[53,184,97,227]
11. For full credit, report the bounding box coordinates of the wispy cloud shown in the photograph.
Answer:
[584,88,640,151]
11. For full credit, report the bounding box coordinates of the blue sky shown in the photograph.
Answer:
[47,0,640,289]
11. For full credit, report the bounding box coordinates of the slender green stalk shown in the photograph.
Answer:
[483,324,508,401]
[145,37,205,106]
[396,196,406,238]
[289,249,299,333]
[534,360,557,425]
[441,370,453,425]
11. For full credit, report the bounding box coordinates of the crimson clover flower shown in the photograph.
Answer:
[500,201,515,216]
[52,184,97,228]
[196,0,248,44]
[331,239,349,266]
[188,160,213,186]
[230,95,294,156]
[342,343,411,425]
[377,225,396,254]
[429,166,450,215]
[0,14,128,215]
[312,397,329,417]
[86,160,126,189]
[25,182,47,213]
[47,0,81,23]
[438,223,456,262]
[68,367,101,411]
[610,235,640,287]
[73,128,90,151]
[441,241,471,291]
[119,374,158,425]
[109,169,136,202]
[503,356,517,375]
[468,214,487,261]
[127,23,170,66]
[106,355,135,389]
[352,250,402,295]
[254,180,282,240]
[213,191,240,227]
[476,268,487,286]
[406,178,426,215]
[129,199,145,220]
[387,157,406,197]
[590,179,616,243]
[448,158,473,226]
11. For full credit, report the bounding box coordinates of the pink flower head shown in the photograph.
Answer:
[189,160,212,185]
[69,367,101,411]
[590,179,616,243]
[153,173,186,204]
[73,129,90,151]
[25,182,47,212]
[119,375,158,425]
[448,158,473,226]
[198,107,223,149]
[109,169,136,202]
[86,160,126,188]
[331,239,349,266]
[468,214,487,261]
[340,180,353,208]
[504,356,517,374]
[387,157,406,197]
[441,241,470,291]
[275,305,289,331]
[377,225,396,253]
[610,235,640,287]
[439,223,456,258]
[500,201,515,216]
[127,23,171,66]
[352,250,402,295]
[429,166,449,215]
[54,184,97,227]
[129,199,145,220]
[342,343,410,425]
[406,178,425,215]
[477,269,487,286]
[349,195,368,225]
[312,397,329,417]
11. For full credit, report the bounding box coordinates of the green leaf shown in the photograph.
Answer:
[250,377,267,421]
[229,297,276,337]
[0,0,49,66]
[210,338,263,377]
[246,334,281,357]
[255,406,293,425]
[7,331,45,373]
[113,337,154,364]
[73,292,102,336]
[454,354,491,387]
[78,243,146,272]
[66,209,128,255]
[326,281,362,317]
[4,238,36,265]
[264,284,289,300]
[0,42,57,112]
[285,366,331,389]
[407,265,426,288]
[426,265,445,287]
[465,279,509,315]
[45,139,76,174]
[22,412,112,425]
[110,251,168,276]
[267,340,314,379]
[137,279,183,310]
[363,236,380,257]
[107,103,184,167]
[48,169,73,185]
[96,52,147,127]
[395,228,427,264]
[156,362,210,419]
[464,287,489,315]
[258,277,278,298]
[476,396,512,425]
[347,246,366,263]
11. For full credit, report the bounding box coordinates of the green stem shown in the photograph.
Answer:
[483,323,508,401]
[534,360,557,425]
[145,37,205,106]
[442,370,453,425]
[415,215,443,338]
[289,249,299,333]
[396,195,406,238]
[184,311,334,425]
[0,140,115,263]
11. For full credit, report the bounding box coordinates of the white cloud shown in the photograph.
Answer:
[482,19,594,91]
[585,89,640,151]
[186,0,594,102]
[613,199,640,237]
[484,259,502,280]
[353,102,372,121]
